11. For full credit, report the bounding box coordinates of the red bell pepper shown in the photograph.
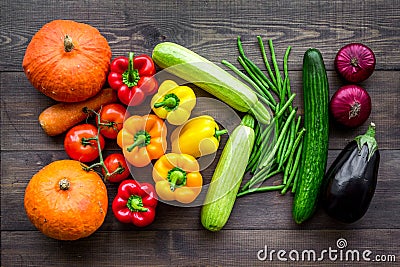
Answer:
[108,52,158,106]
[112,179,158,227]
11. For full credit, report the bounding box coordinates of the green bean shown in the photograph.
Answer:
[295,116,302,134]
[276,124,290,165]
[237,37,274,95]
[245,165,282,191]
[238,184,285,197]
[237,56,277,106]
[280,116,297,167]
[246,147,262,173]
[282,128,305,181]
[259,108,296,168]
[269,39,283,92]
[274,94,296,119]
[257,36,277,88]
[283,46,291,87]
[281,142,303,194]
[291,165,301,193]
[221,59,277,111]
[241,55,278,100]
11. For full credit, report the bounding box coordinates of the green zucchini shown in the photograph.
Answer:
[201,114,255,231]
[152,42,271,124]
[292,48,329,224]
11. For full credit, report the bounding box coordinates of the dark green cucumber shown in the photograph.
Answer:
[292,48,329,224]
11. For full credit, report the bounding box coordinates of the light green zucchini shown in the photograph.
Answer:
[152,42,271,124]
[201,114,255,231]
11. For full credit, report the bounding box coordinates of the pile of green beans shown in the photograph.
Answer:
[222,36,305,197]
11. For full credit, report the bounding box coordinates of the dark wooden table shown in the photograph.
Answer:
[1,0,399,266]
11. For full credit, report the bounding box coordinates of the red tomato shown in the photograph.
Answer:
[103,153,130,183]
[64,124,106,163]
[98,103,127,139]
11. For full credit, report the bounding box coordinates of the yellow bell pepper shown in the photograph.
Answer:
[151,80,196,125]
[170,115,227,158]
[152,153,203,204]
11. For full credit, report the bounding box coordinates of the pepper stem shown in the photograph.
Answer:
[214,129,228,140]
[126,195,148,212]
[122,52,140,87]
[127,130,151,152]
[354,122,378,161]
[64,35,74,52]
[59,178,70,191]
[154,93,180,111]
[167,167,187,191]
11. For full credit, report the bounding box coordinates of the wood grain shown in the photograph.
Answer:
[1,150,399,232]
[1,0,399,71]
[2,230,399,266]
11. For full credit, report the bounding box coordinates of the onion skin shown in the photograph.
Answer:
[329,84,371,128]
[335,43,376,83]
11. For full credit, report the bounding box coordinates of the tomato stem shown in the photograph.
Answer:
[81,107,113,179]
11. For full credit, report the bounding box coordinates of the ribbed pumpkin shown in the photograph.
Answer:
[22,20,111,102]
[24,160,108,241]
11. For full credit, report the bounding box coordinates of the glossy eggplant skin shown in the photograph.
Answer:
[321,140,380,223]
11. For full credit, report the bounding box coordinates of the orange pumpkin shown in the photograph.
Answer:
[24,160,108,240]
[22,20,111,102]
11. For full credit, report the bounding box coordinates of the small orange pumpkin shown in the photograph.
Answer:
[24,160,108,241]
[22,20,111,102]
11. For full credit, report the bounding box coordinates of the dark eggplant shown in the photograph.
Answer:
[321,122,380,223]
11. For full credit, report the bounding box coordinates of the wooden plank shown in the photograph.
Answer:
[2,150,399,231]
[1,70,398,151]
[1,229,399,266]
[1,0,399,71]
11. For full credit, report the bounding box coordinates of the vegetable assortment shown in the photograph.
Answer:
[23,19,381,239]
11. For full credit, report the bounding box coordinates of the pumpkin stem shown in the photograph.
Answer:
[59,178,70,190]
[64,35,74,52]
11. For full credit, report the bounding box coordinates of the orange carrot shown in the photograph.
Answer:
[39,88,118,136]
